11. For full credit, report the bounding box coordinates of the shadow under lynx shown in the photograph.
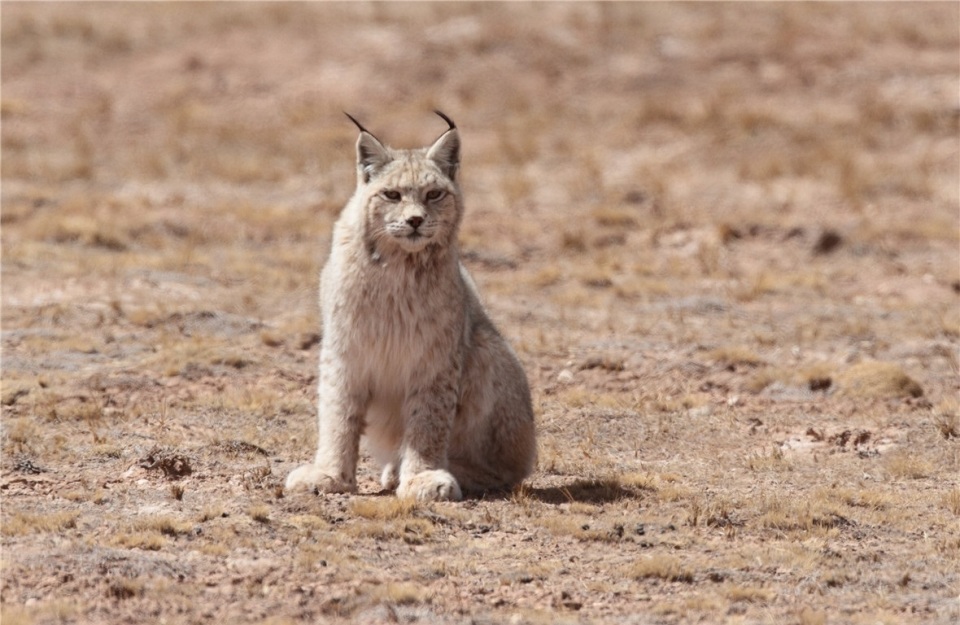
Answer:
[286,112,536,501]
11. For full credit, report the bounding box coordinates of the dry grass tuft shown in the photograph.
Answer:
[350,497,419,520]
[836,361,923,399]
[707,346,766,370]
[883,450,934,480]
[725,584,774,604]
[625,555,695,583]
[747,447,791,472]
[754,495,849,532]
[132,514,193,536]
[2,510,80,536]
[248,504,271,524]
[106,577,145,600]
[290,514,330,531]
[345,518,434,544]
[373,581,429,606]
[535,514,625,543]
[111,531,167,551]
[3,417,39,452]
[687,496,739,528]
[942,488,960,516]
[934,410,959,440]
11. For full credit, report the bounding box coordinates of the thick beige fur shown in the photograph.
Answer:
[285,113,536,502]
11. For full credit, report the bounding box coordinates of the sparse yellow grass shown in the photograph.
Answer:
[753,493,852,533]
[535,514,616,542]
[350,497,419,520]
[725,584,774,604]
[625,555,695,583]
[3,417,39,452]
[248,504,271,523]
[345,518,434,543]
[370,581,429,606]
[2,510,80,536]
[198,542,230,557]
[655,481,695,504]
[747,446,792,472]
[111,531,167,551]
[837,361,924,399]
[942,488,960,516]
[820,486,892,511]
[289,514,330,531]
[132,514,193,536]
[883,450,935,480]
[707,345,766,368]
[199,505,225,523]
[687,495,738,528]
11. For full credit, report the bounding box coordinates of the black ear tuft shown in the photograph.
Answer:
[434,110,456,131]
[344,112,371,134]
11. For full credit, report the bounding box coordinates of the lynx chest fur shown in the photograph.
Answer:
[286,112,536,502]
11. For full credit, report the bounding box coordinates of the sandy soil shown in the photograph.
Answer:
[2,3,958,624]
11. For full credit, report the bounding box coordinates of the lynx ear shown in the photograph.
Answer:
[426,111,460,181]
[345,113,391,183]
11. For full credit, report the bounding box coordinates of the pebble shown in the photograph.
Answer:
[557,369,574,384]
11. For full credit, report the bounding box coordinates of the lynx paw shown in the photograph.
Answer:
[397,469,462,502]
[380,462,400,491]
[285,464,356,494]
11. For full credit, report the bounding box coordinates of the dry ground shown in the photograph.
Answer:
[2,3,959,624]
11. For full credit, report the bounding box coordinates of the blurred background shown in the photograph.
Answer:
[4,2,957,231]
[3,0,958,448]
[3,1,958,414]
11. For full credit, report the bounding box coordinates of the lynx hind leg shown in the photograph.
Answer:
[285,463,357,493]
[450,428,536,496]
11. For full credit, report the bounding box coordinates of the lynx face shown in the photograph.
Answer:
[364,163,460,254]
[350,113,462,257]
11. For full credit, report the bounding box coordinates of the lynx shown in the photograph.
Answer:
[285,111,536,502]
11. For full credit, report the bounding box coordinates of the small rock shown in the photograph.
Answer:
[812,229,843,255]
[688,405,713,418]
[557,369,575,384]
[809,377,832,392]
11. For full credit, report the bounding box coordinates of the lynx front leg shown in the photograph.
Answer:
[396,376,463,502]
[286,353,364,494]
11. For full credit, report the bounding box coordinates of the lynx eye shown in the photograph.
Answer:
[381,190,402,202]
[425,189,446,202]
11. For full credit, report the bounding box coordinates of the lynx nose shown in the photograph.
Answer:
[407,215,424,230]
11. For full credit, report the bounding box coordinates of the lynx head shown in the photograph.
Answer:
[347,111,462,257]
